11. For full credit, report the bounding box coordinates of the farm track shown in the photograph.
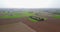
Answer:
[0,17,60,32]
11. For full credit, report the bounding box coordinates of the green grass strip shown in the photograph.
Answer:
[53,15,60,19]
[44,18,48,20]
[28,18,38,23]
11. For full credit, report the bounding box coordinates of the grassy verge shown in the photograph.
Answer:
[28,18,38,23]
[0,12,24,19]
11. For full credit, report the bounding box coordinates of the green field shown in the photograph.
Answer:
[22,11,35,16]
[53,15,60,19]
[0,11,35,19]
[0,12,24,19]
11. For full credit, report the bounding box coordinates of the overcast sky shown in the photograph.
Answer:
[0,0,60,8]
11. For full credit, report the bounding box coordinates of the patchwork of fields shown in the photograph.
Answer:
[0,10,60,32]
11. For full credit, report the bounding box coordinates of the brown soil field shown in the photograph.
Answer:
[20,17,60,32]
[0,17,60,32]
[0,22,36,32]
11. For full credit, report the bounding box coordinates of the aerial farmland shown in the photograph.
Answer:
[0,8,60,32]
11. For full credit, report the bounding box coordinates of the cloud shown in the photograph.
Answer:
[0,0,60,8]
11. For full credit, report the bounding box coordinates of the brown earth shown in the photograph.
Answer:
[20,17,60,32]
[0,22,36,32]
[0,17,60,32]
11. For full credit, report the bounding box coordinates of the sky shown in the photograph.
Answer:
[0,0,60,8]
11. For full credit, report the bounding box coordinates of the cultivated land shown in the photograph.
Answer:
[0,10,60,32]
[0,22,36,32]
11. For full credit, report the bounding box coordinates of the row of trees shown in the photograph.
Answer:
[29,16,44,21]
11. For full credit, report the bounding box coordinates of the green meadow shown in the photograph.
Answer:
[0,11,35,19]
[53,15,60,19]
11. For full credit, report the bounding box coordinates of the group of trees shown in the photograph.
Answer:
[29,16,44,21]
